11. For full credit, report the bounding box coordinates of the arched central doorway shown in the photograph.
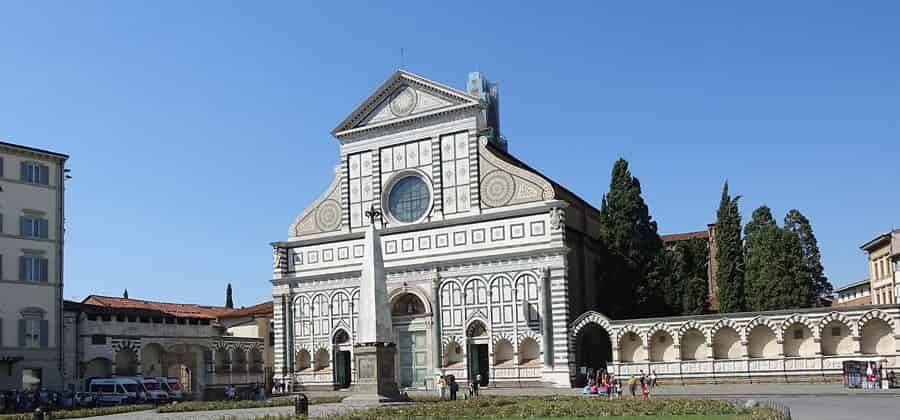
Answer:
[574,323,612,387]
[332,329,352,389]
[465,319,490,386]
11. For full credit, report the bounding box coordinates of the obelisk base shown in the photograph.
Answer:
[346,342,402,402]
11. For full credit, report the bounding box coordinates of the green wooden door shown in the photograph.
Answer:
[399,331,427,388]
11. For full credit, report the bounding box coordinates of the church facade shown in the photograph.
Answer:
[271,70,900,390]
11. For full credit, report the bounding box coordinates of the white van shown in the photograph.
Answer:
[88,378,141,405]
[136,377,169,402]
[158,377,184,400]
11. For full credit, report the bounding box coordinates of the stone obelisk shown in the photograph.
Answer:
[349,206,400,401]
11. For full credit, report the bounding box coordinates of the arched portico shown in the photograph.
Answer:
[569,311,614,386]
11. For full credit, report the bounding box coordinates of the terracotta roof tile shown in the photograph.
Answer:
[78,295,271,320]
[661,230,710,243]
[218,301,274,319]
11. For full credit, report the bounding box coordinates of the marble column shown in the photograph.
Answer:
[432,275,442,373]
[540,267,552,368]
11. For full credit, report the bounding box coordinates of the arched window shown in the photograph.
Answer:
[295,350,311,371]
[440,282,463,328]
[297,296,311,337]
[515,274,540,323]
[490,276,514,325]
[464,278,487,306]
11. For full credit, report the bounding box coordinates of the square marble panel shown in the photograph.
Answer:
[436,233,449,248]
[322,248,334,262]
[418,236,431,250]
[510,223,525,239]
[338,247,349,260]
[308,250,319,264]
[472,228,485,243]
[530,221,546,236]
[353,244,365,258]
[385,240,397,254]
[453,231,467,246]
[491,226,505,241]
[401,238,414,252]
[293,253,303,265]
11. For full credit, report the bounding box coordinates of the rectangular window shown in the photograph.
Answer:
[19,255,48,282]
[19,216,49,239]
[20,162,49,185]
[91,335,106,345]
[24,319,40,348]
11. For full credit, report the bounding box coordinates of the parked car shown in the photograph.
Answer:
[74,392,96,407]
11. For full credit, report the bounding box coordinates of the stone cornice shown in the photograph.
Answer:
[275,200,567,248]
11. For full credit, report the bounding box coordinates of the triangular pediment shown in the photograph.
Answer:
[332,70,481,137]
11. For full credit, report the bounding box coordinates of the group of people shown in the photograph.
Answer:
[584,369,658,399]
[864,362,896,390]
[0,389,60,413]
[223,382,266,401]
[438,374,484,401]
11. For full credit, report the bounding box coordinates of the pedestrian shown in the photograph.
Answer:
[438,375,447,400]
[650,370,658,388]
[449,377,458,401]
[628,375,637,397]
[881,363,890,390]
[866,362,874,389]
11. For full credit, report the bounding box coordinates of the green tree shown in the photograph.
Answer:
[225,283,234,309]
[784,209,832,304]
[714,182,745,313]
[598,159,663,318]
[743,206,780,311]
[744,206,813,311]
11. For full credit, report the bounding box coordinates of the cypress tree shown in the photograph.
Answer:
[598,159,663,318]
[784,209,832,305]
[744,206,813,310]
[714,182,745,313]
[123,289,129,299]
[226,283,234,309]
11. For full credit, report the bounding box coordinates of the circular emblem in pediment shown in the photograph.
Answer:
[315,199,342,231]
[389,87,418,117]
[481,170,515,207]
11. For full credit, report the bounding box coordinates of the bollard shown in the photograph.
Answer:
[295,393,309,417]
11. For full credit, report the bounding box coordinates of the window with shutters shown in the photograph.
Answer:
[20,255,49,282]
[26,320,40,347]
[20,162,49,185]
[20,216,49,239]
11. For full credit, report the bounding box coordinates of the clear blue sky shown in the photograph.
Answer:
[1,2,897,307]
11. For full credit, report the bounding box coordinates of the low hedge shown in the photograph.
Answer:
[0,404,154,420]
[315,396,787,419]
[156,396,345,413]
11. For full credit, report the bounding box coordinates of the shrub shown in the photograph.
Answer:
[156,396,344,413]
